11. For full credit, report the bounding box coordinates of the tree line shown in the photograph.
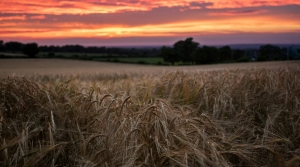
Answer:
[159,38,295,65]
[0,40,158,58]
[0,41,39,58]
[0,39,297,64]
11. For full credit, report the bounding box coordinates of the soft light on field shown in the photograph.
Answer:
[0,60,299,166]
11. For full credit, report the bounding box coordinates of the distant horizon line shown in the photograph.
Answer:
[1,39,300,49]
[39,43,300,49]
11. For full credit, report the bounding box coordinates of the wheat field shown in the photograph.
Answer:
[0,60,299,167]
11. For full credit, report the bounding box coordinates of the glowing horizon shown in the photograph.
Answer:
[1,0,300,46]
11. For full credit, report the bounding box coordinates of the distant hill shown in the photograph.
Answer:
[219,44,300,50]
[130,44,300,50]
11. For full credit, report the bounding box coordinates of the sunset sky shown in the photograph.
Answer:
[1,0,300,46]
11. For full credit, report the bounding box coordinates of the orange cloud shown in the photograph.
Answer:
[205,0,299,8]
[1,15,299,39]
[0,0,149,15]
[0,15,26,21]
[30,15,46,19]
[1,0,300,15]
[209,9,268,16]
[1,0,299,45]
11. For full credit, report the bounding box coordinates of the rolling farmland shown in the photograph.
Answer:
[0,59,299,166]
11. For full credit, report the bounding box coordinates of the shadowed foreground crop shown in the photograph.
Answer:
[0,67,299,166]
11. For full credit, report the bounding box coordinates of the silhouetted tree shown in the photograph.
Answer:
[61,45,85,53]
[281,47,289,60]
[0,40,3,51]
[232,49,245,60]
[5,41,23,52]
[286,46,300,60]
[160,46,179,65]
[22,43,39,58]
[173,37,199,64]
[282,47,287,54]
[47,52,55,58]
[193,46,220,64]
[219,45,232,61]
[258,44,283,61]
[38,44,161,57]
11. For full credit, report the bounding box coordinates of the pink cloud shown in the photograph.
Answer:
[209,9,268,16]
[1,0,299,45]
[30,15,46,19]
[0,15,26,21]
[0,0,300,15]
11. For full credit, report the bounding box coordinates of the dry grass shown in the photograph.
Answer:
[1,59,298,77]
[0,60,300,166]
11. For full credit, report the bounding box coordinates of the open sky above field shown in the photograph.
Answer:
[1,0,300,46]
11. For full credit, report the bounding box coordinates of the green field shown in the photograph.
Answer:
[95,56,164,64]
[39,52,120,57]
[0,52,25,57]
[0,51,119,58]
[0,51,165,65]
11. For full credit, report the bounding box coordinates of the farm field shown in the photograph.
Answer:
[39,52,111,57]
[0,59,298,77]
[0,52,25,57]
[0,51,114,57]
[0,59,300,166]
[94,57,164,65]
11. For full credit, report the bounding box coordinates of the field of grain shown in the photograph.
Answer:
[0,59,298,77]
[0,59,299,166]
